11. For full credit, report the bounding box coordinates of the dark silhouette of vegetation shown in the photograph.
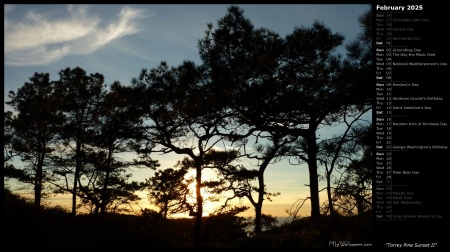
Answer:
[4,5,372,248]
[3,187,371,248]
[6,72,63,207]
[129,59,238,247]
[332,124,372,217]
[53,67,106,216]
[195,6,372,237]
[216,131,289,234]
[144,164,193,219]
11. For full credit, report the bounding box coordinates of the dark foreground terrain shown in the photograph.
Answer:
[3,189,371,248]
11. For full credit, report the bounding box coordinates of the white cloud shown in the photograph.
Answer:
[86,6,144,51]
[4,5,148,67]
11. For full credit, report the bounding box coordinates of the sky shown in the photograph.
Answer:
[4,4,372,218]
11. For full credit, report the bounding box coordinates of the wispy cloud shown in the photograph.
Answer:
[4,5,148,67]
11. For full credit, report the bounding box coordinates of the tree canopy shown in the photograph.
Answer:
[4,5,372,248]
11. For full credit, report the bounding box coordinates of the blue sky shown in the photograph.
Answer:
[4,4,371,104]
[4,4,371,217]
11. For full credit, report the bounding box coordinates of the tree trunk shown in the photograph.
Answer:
[34,144,45,207]
[72,140,81,216]
[254,171,265,234]
[193,164,203,248]
[306,129,320,222]
[326,172,335,217]
[100,142,114,216]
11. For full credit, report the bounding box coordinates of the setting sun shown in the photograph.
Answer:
[179,169,234,217]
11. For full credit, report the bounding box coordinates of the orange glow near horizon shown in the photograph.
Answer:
[21,189,316,219]
[6,165,318,218]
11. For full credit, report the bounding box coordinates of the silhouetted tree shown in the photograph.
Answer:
[145,165,193,219]
[325,6,372,217]
[53,67,106,216]
[317,110,371,218]
[5,72,63,207]
[333,125,372,216]
[71,149,148,216]
[198,5,359,224]
[284,9,371,243]
[218,131,297,234]
[197,6,300,234]
[92,81,158,216]
[277,20,349,223]
[178,151,235,217]
[130,60,234,247]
